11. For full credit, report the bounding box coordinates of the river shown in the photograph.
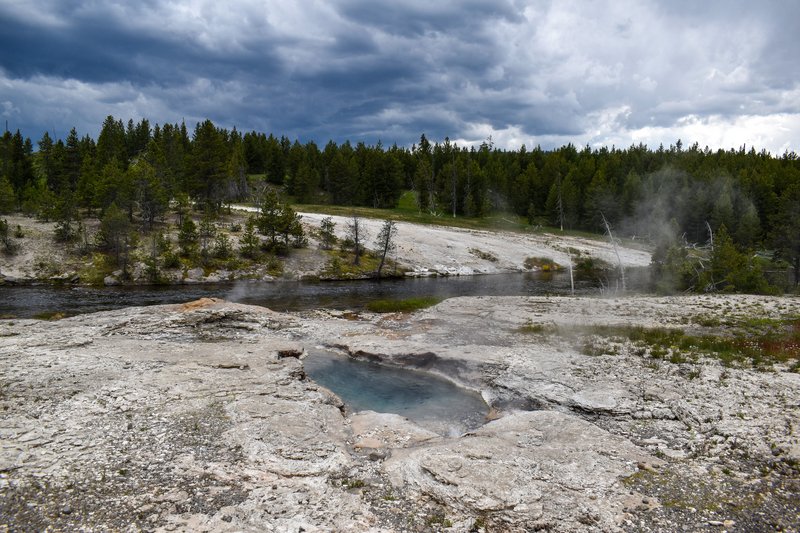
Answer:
[0,269,652,319]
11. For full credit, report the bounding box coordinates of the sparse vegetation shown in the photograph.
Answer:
[524,256,560,271]
[469,247,498,262]
[366,296,442,313]
[0,218,19,255]
[516,321,557,335]
[577,319,800,368]
[341,478,365,490]
[425,513,453,528]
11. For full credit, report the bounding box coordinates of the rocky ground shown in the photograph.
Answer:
[1,295,798,532]
[290,211,651,277]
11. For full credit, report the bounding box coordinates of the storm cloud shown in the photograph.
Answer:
[1,0,798,152]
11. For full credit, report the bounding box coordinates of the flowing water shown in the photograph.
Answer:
[304,349,489,436]
[0,268,651,319]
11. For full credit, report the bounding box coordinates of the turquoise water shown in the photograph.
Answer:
[304,349,489,436]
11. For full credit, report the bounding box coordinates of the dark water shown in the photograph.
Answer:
[304,349,489,436]
[0,268,651,319]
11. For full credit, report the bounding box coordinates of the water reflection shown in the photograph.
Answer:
[304,349,488,436]
[0,268,651,319]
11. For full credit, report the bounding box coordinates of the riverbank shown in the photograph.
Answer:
[1,294,797,531]
[0,211,651,286]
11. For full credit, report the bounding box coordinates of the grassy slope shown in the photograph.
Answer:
[293,190,613,241]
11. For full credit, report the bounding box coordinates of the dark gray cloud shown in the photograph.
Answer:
[0,0,797,153]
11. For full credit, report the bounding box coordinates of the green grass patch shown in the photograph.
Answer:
[291,190,609,238]
[366,296,442,313]
[322,250,394,278]
[583,322,800,367]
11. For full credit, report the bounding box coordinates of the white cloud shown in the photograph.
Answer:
[0,0,70,28]
[0,72,173,137]
[450,111,800,156]
[2,100,20,118]
[623,113,800,155]
[1,0,798,153]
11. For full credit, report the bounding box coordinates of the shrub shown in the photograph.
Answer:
[178,218,198,257]
[213,233,233,259]
[162,251,181,269]
[469,247,498,262]
[0,219,18,255]
[524,256,561,271]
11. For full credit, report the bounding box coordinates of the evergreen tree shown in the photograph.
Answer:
[226,133,248,202]
[0,175,15,214]
[256,189,283,247]
[198,213,217,260]
[2,130,35,198]
[178,217,199,257]
[98,202,132,271]
[97,158,135,216]
[584,170,618,230]
[61,128,82,193]
[96,116,127,169]
[131,159,168,231]
[414,158,434,212]
[326,151,353,205]
[20,181,56,220]
[34,132,55,190]
[76,153,99,213]
[319,216,337,250]
[293,159,319,204]
[213,232,233,259]
[187,120,228,212]
[772,183,800,287]
[238,216,261,259]
[735,201,761,248]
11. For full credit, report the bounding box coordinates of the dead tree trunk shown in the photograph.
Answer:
[567,249,575,296]
[375,219,397,279]
[347,215,368,266]
[601,213,625,292]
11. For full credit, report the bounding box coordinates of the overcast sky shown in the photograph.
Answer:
[1,0,798,153]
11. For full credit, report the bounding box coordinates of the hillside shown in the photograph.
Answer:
[0,211,650,285]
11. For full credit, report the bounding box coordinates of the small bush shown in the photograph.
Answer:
[469,247,498,262]
[524,256,561,271]
[265,254,283,276]
[517,321,556,335]
[575,257,610,273]
[326,256,343,277]
[0,219,18,255]
[162,251,181,269]
[341,478,365,490]
[213,233,233,259]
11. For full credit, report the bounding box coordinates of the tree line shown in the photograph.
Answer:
[1,116,799,288]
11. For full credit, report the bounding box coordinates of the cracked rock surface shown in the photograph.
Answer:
[1,295,798,532]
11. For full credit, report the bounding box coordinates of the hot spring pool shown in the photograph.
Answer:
[304,349,489,436]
